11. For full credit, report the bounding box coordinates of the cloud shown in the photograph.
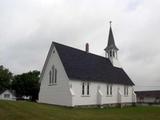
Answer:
[0,0,160,90]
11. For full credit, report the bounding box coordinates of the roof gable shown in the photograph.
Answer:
[53,42,134,85]
[0,90,15,95]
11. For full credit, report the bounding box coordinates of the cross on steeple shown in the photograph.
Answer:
[109,21,112,26]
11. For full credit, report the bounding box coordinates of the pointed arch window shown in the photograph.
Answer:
[49,71,52,85]
[52,65,54,84]
[49,65,57,85]
[110,51,112,57]
[55,68,57,84]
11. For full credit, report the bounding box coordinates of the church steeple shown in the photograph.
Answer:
[105,21,119,51]
[105,21,121,68]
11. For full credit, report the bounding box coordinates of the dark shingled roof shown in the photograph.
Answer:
[135,90,160,98]
[53,42,134,85]
[105,26,119,51]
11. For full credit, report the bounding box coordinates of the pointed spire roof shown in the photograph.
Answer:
[105,21,119,51]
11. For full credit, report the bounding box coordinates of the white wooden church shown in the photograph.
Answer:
[38,23,136,107]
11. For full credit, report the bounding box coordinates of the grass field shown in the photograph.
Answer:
[0,100,160,120]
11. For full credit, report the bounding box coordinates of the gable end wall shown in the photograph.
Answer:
[38,45,72,106]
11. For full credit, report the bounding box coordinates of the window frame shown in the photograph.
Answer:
[110,84,112,95]
[81,82,90,97]
[124,86,129,96]
[52,65,55,85]
[113,51,115,57]
[82,82,85,95]
[49,65,57,86]
[106,84,109,95]
[106,84,113,97]
[110,51,112,57]
[87,82,90,95]
[54,68,57,84]
[49,70,52,85]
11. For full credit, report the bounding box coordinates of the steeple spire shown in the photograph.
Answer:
[104,21,121,68]
[105,21,119,51]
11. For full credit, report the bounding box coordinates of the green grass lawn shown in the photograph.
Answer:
[0,100,160,120]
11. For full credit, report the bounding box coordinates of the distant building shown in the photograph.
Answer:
[0,90,16,101]
[38,23,136,107]
[135,90,160,104]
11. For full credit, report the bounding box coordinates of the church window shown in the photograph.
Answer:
[113,51,115,57]
[87,82,90,95]
[55,68,57,84]
[82,82,90,96]
[49,70,52,85]
[52,66,54,84]
[49,65,57,85]
[82,82,85,95]
[124,86,128,96]
[110,51,112,57]
[107,84,112,96]
[110,85,112,95]
[107,84,109,95]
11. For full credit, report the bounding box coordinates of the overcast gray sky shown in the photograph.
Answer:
[0,0,160,90]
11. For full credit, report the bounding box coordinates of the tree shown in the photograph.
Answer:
[0,65,12,91]
[12,70,40,101]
